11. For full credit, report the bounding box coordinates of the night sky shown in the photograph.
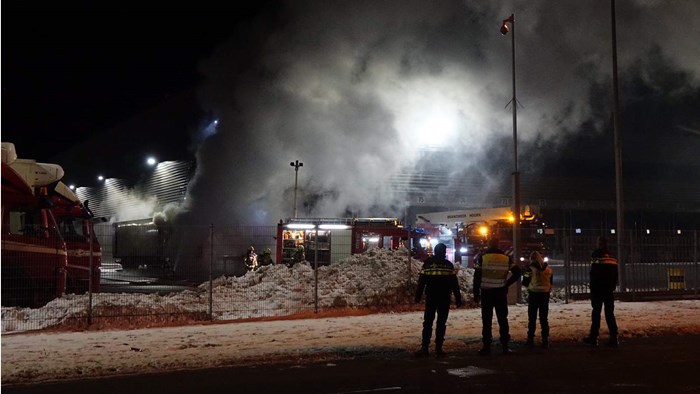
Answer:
[2,2,280,164]
[3,1,699,226]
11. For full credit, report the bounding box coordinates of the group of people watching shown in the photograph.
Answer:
[414,236,619,357]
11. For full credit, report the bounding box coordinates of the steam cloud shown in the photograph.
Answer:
[175,0,700,226]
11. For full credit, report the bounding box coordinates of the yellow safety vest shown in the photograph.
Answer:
[479,252,515,289]
[526,266,552,293]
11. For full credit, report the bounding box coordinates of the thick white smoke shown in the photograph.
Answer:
[177,0,700,226]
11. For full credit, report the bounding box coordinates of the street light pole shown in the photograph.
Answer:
[290,160,303,218]
[501,14,520,265]
[611,0,625,289]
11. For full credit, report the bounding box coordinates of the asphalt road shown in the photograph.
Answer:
[4,334,699,394]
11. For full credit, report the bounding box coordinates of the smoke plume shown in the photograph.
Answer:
[177,0,700,226]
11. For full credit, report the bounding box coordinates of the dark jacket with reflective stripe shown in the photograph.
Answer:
[415,255,462,303]
[590,248,618,293]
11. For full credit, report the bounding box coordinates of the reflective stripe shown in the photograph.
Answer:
[67,250,102,258]
[592,257,618,265]
[66,264,93,272]
[420,266,456,276]
[2,240,68,257]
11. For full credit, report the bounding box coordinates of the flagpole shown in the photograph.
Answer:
[501,14,520,266]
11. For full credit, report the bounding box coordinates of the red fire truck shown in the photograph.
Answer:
[276,217,431,266]
[46,181,103,293]
[415,206,548,266]
[1,143,68,307]
[3,141,102,299]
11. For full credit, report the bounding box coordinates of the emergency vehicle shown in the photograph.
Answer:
[276,217,431,266]
[3,142,103,294]
[415,206,548,266]
[1,143,68,307]
[46,181,103,293]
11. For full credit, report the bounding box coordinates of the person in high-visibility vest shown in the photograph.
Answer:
[473,237,522,355]
[522,251,553,348]
[413,243,463,358]
[583,236,619,347]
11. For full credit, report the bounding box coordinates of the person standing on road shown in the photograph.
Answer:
[583,236,619,347]
[522,251,553,348]
[414,243,463,358]
[473,237,522,355]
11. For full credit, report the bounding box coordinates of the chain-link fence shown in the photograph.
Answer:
[2,225,698,332]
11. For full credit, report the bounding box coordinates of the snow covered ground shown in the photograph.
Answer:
[1,248,700,385]
[2,248,477,333]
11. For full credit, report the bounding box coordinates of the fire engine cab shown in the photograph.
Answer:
[276,217,431,266]
[416,206,548,266]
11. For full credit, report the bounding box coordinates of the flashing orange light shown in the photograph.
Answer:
[507,214,515,222]
[478,226,488,236]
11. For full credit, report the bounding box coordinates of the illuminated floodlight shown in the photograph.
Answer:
[610,229,616,234]
[319,224,349,230]
[543,256,549,263]
[97,175,104,181]
[575,228,582,234]
[677,229,682,235]
[646,229,650,234]
[459,246,467,254]
[286,223,315,229]
[367,237,380,243]
[69,184,75,190]
[146,157,157,166]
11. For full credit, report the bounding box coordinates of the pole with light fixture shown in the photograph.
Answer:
[290,160,303,218]
[610,0,625,290]
[500,14,521,267]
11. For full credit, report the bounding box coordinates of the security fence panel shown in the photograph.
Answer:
[562,234,604,298]
[626,230,698,297]
[208,225,314,320]
[557,229,699,301]
[2,226,696,333]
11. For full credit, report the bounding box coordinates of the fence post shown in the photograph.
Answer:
[564,233,570,303]
[407,227,411,297]
[314,223,319,313]
[88,223,93,325]
[628,230,634,301]
[695,230,698,299]
[208,224,213,320]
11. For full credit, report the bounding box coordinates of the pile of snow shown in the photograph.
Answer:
[1,248,564,333]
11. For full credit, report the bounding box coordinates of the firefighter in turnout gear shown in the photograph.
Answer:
[414,243,463,358]
[583,236,619,347]
[259,248,274,266]
[244,246,258,271]
[473,237,522,355]
[292,244,305,265]
[522,251,553,348]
